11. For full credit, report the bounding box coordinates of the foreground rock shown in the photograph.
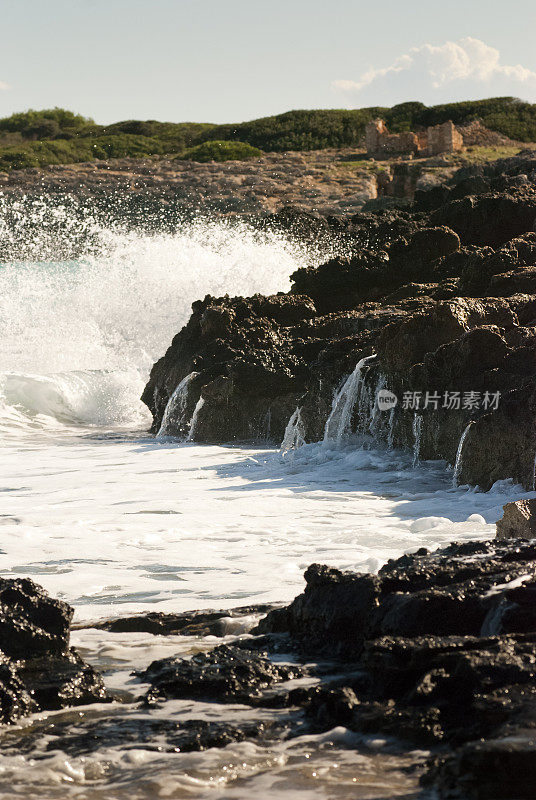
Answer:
[256,539,536,797]
[3,539,536,798]
[496,498,536,540]
[139,643,302,706]
[0,578,107,723]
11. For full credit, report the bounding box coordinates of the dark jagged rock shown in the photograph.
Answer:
[143,152,536,490]
[458,381,536,489]
[496,499,536,540]
[88,603,279,636]
[257,540,536,653]
[422,737,536,799]
[254,539,536,796]
[430,187,536,248]
[0,577,71,659]
[0,578,107,723]
[138,643,302,705]
[142,292,323,441]
[0,657,34,724]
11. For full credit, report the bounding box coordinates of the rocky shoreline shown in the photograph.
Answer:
[130,148,536,794]
[143,149,536,491]
[1,500,535,797]
[2,146,536,798]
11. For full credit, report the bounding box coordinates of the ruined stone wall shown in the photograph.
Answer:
[366,118,464,158]
[381,131,420,155]
[426,121,464,156]
[365,120,420,156]
[364,119,388,154]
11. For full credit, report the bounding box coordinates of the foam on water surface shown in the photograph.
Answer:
[1,436,531,622]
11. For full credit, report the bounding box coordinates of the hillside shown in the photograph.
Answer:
[0,97,535,173]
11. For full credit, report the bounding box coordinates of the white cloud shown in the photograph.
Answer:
[332,38,536,105]
[0,81,9,91]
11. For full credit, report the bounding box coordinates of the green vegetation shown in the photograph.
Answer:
[0,107,92,139]
[0,135,167,172]
[181,140,262,162]
[205,98,536,151]
[0,98,535,172]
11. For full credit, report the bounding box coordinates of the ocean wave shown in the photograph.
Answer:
[0,369,150,431]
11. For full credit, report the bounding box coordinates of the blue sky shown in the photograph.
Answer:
[1,0,535,123]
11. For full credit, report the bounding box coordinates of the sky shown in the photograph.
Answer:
[1,0,536,124]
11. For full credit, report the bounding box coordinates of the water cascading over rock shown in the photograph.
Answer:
[323,356,376,446]
[280,407,306,452]
[157,372,199,437]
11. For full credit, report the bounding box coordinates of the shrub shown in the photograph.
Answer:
[24,118,61,140]
[182,140,263,162]
[0,135,165,171]
[0,148,40,171]
[0,107,93,138]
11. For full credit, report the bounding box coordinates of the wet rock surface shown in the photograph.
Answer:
[87,602,279,637]
[0,578,107,723]
[257,539,536,797]
[497,498,536,540]
[0,707,285,758]
[138,644,303,705]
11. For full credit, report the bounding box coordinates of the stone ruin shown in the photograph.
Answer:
[365,118,464,158]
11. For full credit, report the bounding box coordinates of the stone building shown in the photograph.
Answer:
[365,118,464,158]
[426,120,464,156]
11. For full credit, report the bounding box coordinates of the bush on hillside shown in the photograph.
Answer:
[181,140,263,162]
[0,134,165,171]
[0,108,93,139]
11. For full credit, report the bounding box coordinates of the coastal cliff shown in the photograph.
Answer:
[143,150,536,490]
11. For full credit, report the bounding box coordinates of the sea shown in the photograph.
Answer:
[0,198,532,798]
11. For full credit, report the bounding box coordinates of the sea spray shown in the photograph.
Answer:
[412,414,423,467]
[0,208,321,432]
[453,422,474,487]
[281,407,306,453]
[323,355,376,445]
[157,372,199,437]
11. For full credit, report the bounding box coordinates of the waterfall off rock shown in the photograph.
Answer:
[387,407,396,450]
[367,373,387,439]
[187,396,205,441]
[453,422,474,488]
[157,372,199,437]
[412,414,423,467]
[323,355,376,446]
[281,407,306,452]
